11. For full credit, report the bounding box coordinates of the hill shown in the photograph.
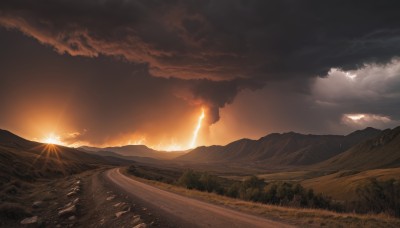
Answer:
[176,127,381,167]
[316,126,400,170]
[81,145,188,160]
[0,129,128,185]
[301,167,400,201]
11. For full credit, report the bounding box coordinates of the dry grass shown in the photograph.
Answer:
[123,170,400,228]
[301,168,400,200]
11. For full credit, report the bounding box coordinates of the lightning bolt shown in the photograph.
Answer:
[190,107,205,148]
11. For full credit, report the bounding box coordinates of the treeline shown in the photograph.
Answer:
[178,170,337,211]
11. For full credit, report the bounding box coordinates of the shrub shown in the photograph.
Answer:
[178,170,203,190]
[199,173,221,193]
[356,178,400,217]
[227,182,241,198]
[242,176,265,189]
[236,176,267,202]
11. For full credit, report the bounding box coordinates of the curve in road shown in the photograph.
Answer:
[105,168,294,228]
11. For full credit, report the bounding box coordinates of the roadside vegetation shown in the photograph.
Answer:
[127,165,400,219]
[354,178,400,217]
[126,165,400,227]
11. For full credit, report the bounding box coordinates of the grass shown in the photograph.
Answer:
[225,167,400,201]
[301,168,400,200]
[123,168,400,228]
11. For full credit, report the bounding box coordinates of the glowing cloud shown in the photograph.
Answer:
[190,108,205,148]
[346,114,366,121]
[342,113,395,129]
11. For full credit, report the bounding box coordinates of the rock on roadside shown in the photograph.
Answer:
[106,195,115,201]
[58,205,76,217]
[115,211,128,218]
[133,223,147,228]
[32,201,44,208]
[20,216,39,225]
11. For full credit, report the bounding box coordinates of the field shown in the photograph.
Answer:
[301,168,400,200]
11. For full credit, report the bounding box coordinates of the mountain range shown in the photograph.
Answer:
[316,126,400,170]
[80,145,187,160]
[1,126,400,178]
[176,127,383,167]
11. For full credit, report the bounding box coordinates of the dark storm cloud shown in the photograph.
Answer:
[0,28,260,145]
[170,78,263,124]
[1,0,400,81]
[1,0,400,145]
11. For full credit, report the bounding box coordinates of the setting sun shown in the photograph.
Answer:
[42,133,63,145]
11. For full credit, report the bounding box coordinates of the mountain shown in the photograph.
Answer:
[81,145,188,160]
[176,127,382,167]
[0,129,37,148]
[316,126,400,170]
[0,129,128,185]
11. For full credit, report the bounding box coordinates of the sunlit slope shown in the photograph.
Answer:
[0,129,125,184]
[316,126,400,170]
[301,168,400,200]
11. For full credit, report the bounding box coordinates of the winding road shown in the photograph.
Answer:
[104,168,294,228]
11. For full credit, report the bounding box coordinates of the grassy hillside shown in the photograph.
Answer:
[316,126,400,170]
[302,168,400,201]
[0,129,126,186]
[224,167,400,202]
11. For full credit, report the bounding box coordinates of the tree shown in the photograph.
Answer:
[227,182,241,198]
[178,170,202,190]
[199,173,220,193]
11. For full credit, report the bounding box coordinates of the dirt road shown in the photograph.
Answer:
[104,168,294,228]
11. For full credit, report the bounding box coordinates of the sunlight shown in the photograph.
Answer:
[42,133,63,145]
[346,114,365,121]
[189,107,205,148]
[157,143,185,152]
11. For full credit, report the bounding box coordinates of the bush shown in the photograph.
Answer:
[356,178,400,217]
[225,178,335,211]
[178,170,203,190]
[242,176,265,189]
[227,182,241,198]
[199,173,221,193]
[178,170,223,194]
[237,176,267,202]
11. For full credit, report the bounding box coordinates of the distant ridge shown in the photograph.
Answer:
[316,126,400,170]
[176,127,382,167]
[80,144,188,160]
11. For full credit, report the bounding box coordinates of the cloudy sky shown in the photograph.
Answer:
[1,0,400,149]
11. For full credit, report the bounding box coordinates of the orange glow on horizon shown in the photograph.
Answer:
[42,133,64,146]
[190,107,205,148]
[32,108,208,151]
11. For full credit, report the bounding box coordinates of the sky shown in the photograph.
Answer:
[1,0,400,150]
